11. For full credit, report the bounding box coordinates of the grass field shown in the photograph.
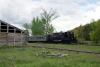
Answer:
[0,43,100,67]
[29,43,100,51]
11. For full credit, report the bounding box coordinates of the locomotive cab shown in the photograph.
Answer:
[62,31,77,43]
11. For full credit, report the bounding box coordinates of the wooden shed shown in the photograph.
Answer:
[0,20,28,46]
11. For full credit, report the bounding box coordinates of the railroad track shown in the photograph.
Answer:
[31,46,100,54]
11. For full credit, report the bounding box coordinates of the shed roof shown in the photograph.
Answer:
[0,20,26,34]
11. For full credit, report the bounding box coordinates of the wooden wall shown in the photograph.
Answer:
[0,32,27,46]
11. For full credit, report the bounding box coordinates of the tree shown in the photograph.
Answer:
[90,19,100,44]
[31,9,57,35]
[41,9,58,34]
[82,24,92,41]
[31,17,45,35]
[23,23,31,34]
[72,25,84,42]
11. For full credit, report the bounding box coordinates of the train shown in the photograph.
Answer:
[28,31,77,44]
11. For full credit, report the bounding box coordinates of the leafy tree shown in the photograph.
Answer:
[77,25,83,38]
[72,27,79,38]
[31,17,45,35]
[31,9,57,35]
[82,24,92,41]
[72,25,84,42]
[90,19,100,44]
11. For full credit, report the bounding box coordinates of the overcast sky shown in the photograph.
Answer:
[0,0,100,32]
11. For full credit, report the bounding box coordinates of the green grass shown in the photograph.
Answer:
[28,43,100,51]
[0,45,100,67]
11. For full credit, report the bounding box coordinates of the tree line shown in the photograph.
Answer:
[72,19,100,44]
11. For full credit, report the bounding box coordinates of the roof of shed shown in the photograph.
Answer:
[0,20,26,33]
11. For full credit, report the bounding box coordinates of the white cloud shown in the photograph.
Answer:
[87,6,100,21]
[0,0,100,32]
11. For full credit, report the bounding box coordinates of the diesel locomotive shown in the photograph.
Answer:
[28,31,77,44]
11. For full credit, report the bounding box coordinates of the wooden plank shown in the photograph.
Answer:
[14,28,16,46]
[0,33,7,37]
[0,43,6,45]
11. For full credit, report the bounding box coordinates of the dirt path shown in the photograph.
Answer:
[31,46,100,54]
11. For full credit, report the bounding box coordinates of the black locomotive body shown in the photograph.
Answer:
[28,31,77,44]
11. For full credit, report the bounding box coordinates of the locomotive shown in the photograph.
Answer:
[28,31,77,44]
